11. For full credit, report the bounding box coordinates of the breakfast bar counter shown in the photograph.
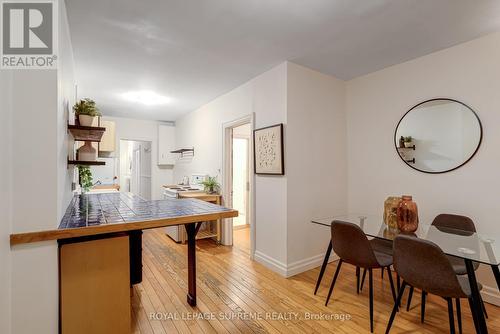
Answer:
[9,192,238,334]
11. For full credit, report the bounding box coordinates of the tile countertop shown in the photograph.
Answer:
[10,192,237,245]
[58,192,228,228]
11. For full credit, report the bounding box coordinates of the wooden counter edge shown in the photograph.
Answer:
[10,210,238,246]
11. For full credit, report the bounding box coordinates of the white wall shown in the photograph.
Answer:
[10,70,60,334]
[174,62,347,276]
[346,32,500,302]
[102,116,174,199]
[57,0,76,219]
[286,63,347,274]
[174,63,289,269]
[0,68,13,334]
[7,1,76,333]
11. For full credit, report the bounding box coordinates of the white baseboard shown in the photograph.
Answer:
[254,250,288,276]
[286,252,338,277]
[253,250,338,278]
[481,284,500,306]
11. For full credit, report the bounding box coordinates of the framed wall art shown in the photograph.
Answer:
[253,123,284,175]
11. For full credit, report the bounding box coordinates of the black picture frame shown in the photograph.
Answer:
[394,98,483,174]
[253,123,285,175]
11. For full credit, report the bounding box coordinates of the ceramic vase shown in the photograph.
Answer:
[78,141,97,161]
[397,195,419,232]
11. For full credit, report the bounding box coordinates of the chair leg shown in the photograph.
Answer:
[421,291,427,323]
[356,266,360,294]
[467,297,480,333]
[381,267,384,279]
[456,298,462,334]
[396,274,401,307]
[360,268,367,291]
[447,298,456,334]
[369,269,374,333]
[385,281,407,334]
[479,294,488,319]
[325,260,343,306]
[406,286,414,312]
[387,266,397,304]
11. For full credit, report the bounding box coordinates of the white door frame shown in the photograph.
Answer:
[222,114,255,258]
[119,139,153,200]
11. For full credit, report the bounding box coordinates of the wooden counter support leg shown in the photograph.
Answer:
[185,222,202,306]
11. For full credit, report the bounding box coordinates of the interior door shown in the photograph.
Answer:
[232,137,249,227]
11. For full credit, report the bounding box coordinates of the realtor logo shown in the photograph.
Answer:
[1,1,57,69]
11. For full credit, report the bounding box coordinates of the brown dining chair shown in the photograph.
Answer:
[386,235,483,334]
[406,214,487,332]
[327,221,397,333]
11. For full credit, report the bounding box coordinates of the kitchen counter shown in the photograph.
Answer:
[10,192,236,245]
[10,192,237,334]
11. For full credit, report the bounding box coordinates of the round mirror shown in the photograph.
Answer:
[394,98,482,174]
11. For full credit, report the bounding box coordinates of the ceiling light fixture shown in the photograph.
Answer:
[120,90,171,106]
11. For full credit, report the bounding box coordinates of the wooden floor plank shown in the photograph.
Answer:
[130,227,500,333]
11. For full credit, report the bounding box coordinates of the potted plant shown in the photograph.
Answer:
[404,136,413,148]
[201,176,220,194]
[73,98,101,126]
[78,165,93,193]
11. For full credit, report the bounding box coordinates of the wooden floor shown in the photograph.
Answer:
[132,227,500,333]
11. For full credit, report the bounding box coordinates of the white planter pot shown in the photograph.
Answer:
[79,115,97,127]
[404,141,413,148]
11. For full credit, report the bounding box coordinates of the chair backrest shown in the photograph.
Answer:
[331,220,380,268]
[393,235,466,298]
[432,214,476,235]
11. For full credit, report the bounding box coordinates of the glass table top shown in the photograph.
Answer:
[311,215,500,266]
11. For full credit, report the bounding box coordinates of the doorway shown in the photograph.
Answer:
[119,140,152,200]
[222,115,255,258]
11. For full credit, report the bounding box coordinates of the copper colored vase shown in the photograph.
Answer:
[397,195,419,232]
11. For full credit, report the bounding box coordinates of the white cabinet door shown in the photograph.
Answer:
[99,120,115,152]
[158,124,175,165]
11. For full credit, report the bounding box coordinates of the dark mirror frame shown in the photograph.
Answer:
[394,98,483,174]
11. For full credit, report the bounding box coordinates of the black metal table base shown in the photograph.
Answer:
[185,222,202,306]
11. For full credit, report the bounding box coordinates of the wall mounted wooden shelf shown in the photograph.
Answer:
[171,148,194,154]
[170,148,194,157]
[68,124,106,142]
[68,159,106,166]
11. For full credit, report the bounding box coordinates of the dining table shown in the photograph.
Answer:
[311,215,500,334]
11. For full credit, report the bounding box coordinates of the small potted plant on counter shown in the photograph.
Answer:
[74,98,101,126]
[404,136,413,148]
[201,176,220,194]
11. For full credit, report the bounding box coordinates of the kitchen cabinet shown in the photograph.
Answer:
[158,124,175,165]
[99,120,115,152]
[60,235,131,334]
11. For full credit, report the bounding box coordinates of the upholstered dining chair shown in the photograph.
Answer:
[326,221,397,333]
[386,235,483,334]
[405,214,487,332]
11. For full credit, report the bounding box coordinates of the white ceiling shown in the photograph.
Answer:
[66,0,500,121]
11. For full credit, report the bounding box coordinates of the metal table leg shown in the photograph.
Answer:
[185,222,202,306]
[490,265,500,291]
[314,241,332,295]
[465,259,488,334]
